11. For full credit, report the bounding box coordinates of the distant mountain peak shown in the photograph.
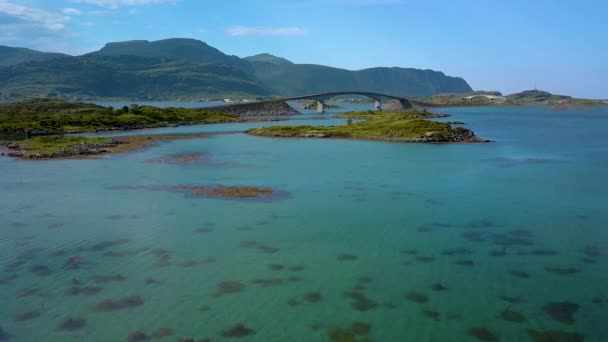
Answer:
[0,45,69,66]
[245,53,293,65]
[89,37,252,73]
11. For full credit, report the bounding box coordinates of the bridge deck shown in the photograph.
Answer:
[283,91,407,101]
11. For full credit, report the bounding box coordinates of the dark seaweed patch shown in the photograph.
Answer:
[509,270,530,279]
[431,283,448,291]
[175,257,216,268]
[488,248,507,257]
[461,231,487,242]
[543,301,579,324]
[467,327,498,341]
[267,264,284,271]
[57,317,86,331]
[91,296,144,312]
[465,219,495,229]
[212,281,245,297]
[441,248,472,256]
[103,248,148,258]
[13,310,41,322]
[65,286,103,296]
[509,229,532,237]
[491,233,534,247]
[344,291,379,311]
[196,227,214,234]
[288,265,305,272]
[90,239,130,252]
[150,248,172,267]
[545,267,580,275]
[338,254,358,261]
[0,326,11,340]
[405,291,429,303]
[287,276,301,283]
[358,276,373,284]
[90,274,126,283]
[351,322,371,335]
[29,264,52,276]
[422,310,441,321]
[220,323,256,338]
[303,292,323,303]
[16,288,41,298]
[417,225,432,233]
[151,328,174,339]
[127,331,150,342]
[531,249,558,256]
[415,256,436,263]
[251,278,284,288]
[499,307,526,323]
[499,295,525,304]
[402,249,418,255]
[527,329,584,342]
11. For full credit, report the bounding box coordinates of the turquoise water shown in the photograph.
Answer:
[1,105,607,341]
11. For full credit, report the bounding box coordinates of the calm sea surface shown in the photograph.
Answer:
[1,104,607,341]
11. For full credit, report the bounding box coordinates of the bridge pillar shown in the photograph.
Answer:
[374,99,382,111]
[316,100,326,114]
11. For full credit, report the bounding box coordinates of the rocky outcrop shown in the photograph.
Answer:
[383,100,413,111]
[211,101,300,116]
[6,139,127,159]
[411,128,491,143]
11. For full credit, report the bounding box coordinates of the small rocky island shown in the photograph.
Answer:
[2,134,209,160]
[247,110,490,143]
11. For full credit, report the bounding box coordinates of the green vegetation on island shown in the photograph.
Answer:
[4,135,115,159]
[334,109,449,120]
[247,110,488,143]
[0,98,238,135]
[411,90,606,107]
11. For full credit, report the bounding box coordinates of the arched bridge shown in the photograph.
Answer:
[463,94,507,103]
[283,91,411,113]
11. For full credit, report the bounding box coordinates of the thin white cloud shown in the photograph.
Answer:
[62,8,83,15]
[72,0,178,9]
[226,26,308,37]
[0,0,70,32]
[80,21,96,27]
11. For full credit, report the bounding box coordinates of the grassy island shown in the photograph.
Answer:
[3,133,211,160]
[0,98,239,136]
[247,110,489,143]
[334,109,449,120]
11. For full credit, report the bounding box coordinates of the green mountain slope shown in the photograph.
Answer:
[0,39,473,100]
[0,46,69,66]
[0,55,269,100]
[88,38,253,73]
[506,90,570,102]
[245,54,472,97]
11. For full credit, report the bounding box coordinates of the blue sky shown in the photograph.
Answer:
[1,0,606,98]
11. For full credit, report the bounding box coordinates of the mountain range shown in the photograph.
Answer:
[0,38,473,101]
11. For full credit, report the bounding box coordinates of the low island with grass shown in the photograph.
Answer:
[0,98,240,136]
[247,109,490,143]
[2,134,210,160]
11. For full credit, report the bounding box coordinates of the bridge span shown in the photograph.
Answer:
[283,91,411,113]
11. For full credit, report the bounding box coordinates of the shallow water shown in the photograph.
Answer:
[1,105,607,341]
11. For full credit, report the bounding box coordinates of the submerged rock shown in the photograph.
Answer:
[91,296,144,312]
[220,323,256,338]
[468,327,498,341]
[543,301,579,324]
[127,330,149,342]
[527,329,584,342]
[57,316,87,331]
